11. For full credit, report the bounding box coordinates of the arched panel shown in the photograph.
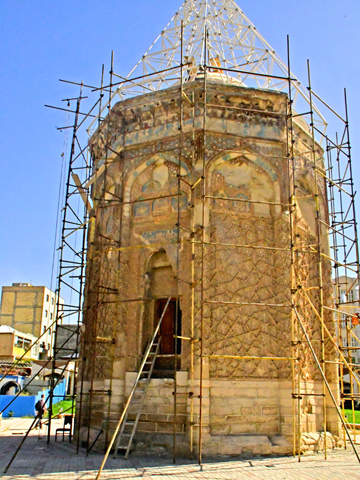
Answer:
[208,151,280,216]
[123,153,191,217]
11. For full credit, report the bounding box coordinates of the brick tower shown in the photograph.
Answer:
[76,0,341,458]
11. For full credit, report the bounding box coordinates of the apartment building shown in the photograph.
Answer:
[0,283,64,359]
[0,325,38,362]
[333,276,360,402]
[333,276,360,364]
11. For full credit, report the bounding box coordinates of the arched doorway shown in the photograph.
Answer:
[144,250,181,374]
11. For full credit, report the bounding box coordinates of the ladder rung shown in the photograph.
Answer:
[113,306,169,459]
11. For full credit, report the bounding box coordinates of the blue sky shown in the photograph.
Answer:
[0,0,359,295]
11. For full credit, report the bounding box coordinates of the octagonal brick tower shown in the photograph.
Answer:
[76,75,339,457]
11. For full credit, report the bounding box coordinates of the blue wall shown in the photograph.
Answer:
[0,395,36,418]
[0,380,66,418]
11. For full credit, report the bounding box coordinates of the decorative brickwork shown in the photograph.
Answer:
[77,80,338,457]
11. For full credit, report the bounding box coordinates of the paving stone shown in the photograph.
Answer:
[1,418,360,479]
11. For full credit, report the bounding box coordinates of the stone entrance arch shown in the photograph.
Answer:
[142,250,181,372]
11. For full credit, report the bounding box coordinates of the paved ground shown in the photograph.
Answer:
[1,418,360,479]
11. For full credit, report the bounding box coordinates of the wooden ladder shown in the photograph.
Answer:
[112,297,171,459]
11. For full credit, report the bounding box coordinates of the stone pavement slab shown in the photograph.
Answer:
[0,419,359,479]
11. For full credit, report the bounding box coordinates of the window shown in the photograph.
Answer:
[24,339,31,351]
[44,310,48,318]
[351,337,357,347]
[15,336,23,348]
[50,313,53,320]
[46,294,49,302]
[48,343,50,351]
[342,337,348,347]
[341,314,347,328]
[33,345,38,355]
[43,326,46,334]
[51,298,54,305]
[349,291,354,302]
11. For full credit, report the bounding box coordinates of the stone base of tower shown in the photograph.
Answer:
[75,375,342,457]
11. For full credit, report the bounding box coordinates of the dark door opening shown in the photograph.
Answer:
[154,298,181,373]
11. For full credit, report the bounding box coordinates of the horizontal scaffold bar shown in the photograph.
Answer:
[204,300,292,308]
[193,241,289,252]
[204,354,295,361]
[206,194,292,207]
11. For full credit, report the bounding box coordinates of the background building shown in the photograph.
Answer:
[0,283,64,359]
[0,325,34,395]
[333,276,360,401]
[0,325,38,362]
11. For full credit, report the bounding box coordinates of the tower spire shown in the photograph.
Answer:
[114,0,325,126]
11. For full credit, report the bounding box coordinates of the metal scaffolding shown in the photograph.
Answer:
[3,0,360,474]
